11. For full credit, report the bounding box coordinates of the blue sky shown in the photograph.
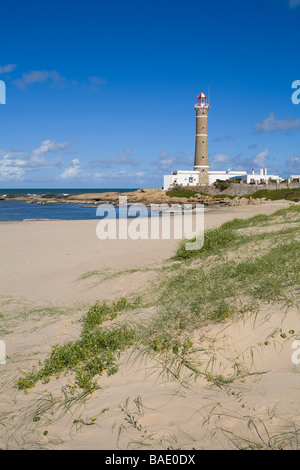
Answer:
[0,0,299,188]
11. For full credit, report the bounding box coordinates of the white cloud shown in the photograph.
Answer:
[0,64,17,74]
[209,153,231,170]
[154,151,190,171]
[230,148,272,172]
[253,148,269,167]
[285,154,300,172]
[13,70,66,90]
[58,164,145,183]
[289,0,300,8]
[156,153,176,170]
[97,169,146,182]
[0,140,72,180]
[0,154,26,180]
[212,136,233,143]
[254,112,300,133]
[13,70,108,93]
[60,159,81,179]
[30,139,69,167]
[213,153,230,163]
[32,139,69,157]
[90,148,139,169]
[90,76,107,86]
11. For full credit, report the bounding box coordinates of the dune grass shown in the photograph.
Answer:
[16,298,137,392]
[138,205,300,371]
[11,203,300,450]
[16,205,300,395]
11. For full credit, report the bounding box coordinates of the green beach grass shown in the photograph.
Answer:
[6,202,300,450]
[166,187,300,202]
[16,204,300,396]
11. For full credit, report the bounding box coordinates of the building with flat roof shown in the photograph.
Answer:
[289,175,300,182]
[241,168,282,184]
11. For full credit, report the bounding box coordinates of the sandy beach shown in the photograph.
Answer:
[1,199,300,450]
[0,201,293,305]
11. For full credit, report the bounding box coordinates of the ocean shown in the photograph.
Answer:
[0,188,173,222]
[0,188,138,197]
[0,188,143,222]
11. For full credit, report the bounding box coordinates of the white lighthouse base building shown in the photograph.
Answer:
[163,169,247,190]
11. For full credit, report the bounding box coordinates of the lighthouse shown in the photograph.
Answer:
[194,92,210,185]
[163,92,249,191]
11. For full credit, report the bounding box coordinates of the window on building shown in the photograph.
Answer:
[189,177,193,183]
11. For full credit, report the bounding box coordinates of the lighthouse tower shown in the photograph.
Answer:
[194,92,211,185]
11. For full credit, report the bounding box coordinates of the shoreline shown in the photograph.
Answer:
[0,186,280,208]
[0,188,291,224]
[0,199,295,225]
[0,200,294,305]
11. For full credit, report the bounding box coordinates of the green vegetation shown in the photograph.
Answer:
[16,205,300,396]
[165,185,300,202]
[220,416,300,450]
[165,188,235,200]
[139,204,300,370]
[244,188,300,201]
[212,194,234,199]
[220,213,270,230]
[16,299,136,392]
[11,203,300,450]
[166,188,202,198]
[144,235,300,343]
[213,179,231,190]
[174,226,236,260]
[78,267,152,282]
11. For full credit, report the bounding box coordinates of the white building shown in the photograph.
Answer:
[163,169,247,191]
[241,168,282,184]
[208,169,247,185]
[163,167,285,190]
[163,171,199,191]
[289,175,300,182]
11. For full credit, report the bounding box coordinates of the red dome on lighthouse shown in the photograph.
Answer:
[195,91,210,110]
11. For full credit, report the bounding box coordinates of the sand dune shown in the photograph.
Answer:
[1,199,299,450]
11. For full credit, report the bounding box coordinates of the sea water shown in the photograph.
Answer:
[0,188,166,222]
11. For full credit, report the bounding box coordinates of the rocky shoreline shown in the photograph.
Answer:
[0,187,277,207]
